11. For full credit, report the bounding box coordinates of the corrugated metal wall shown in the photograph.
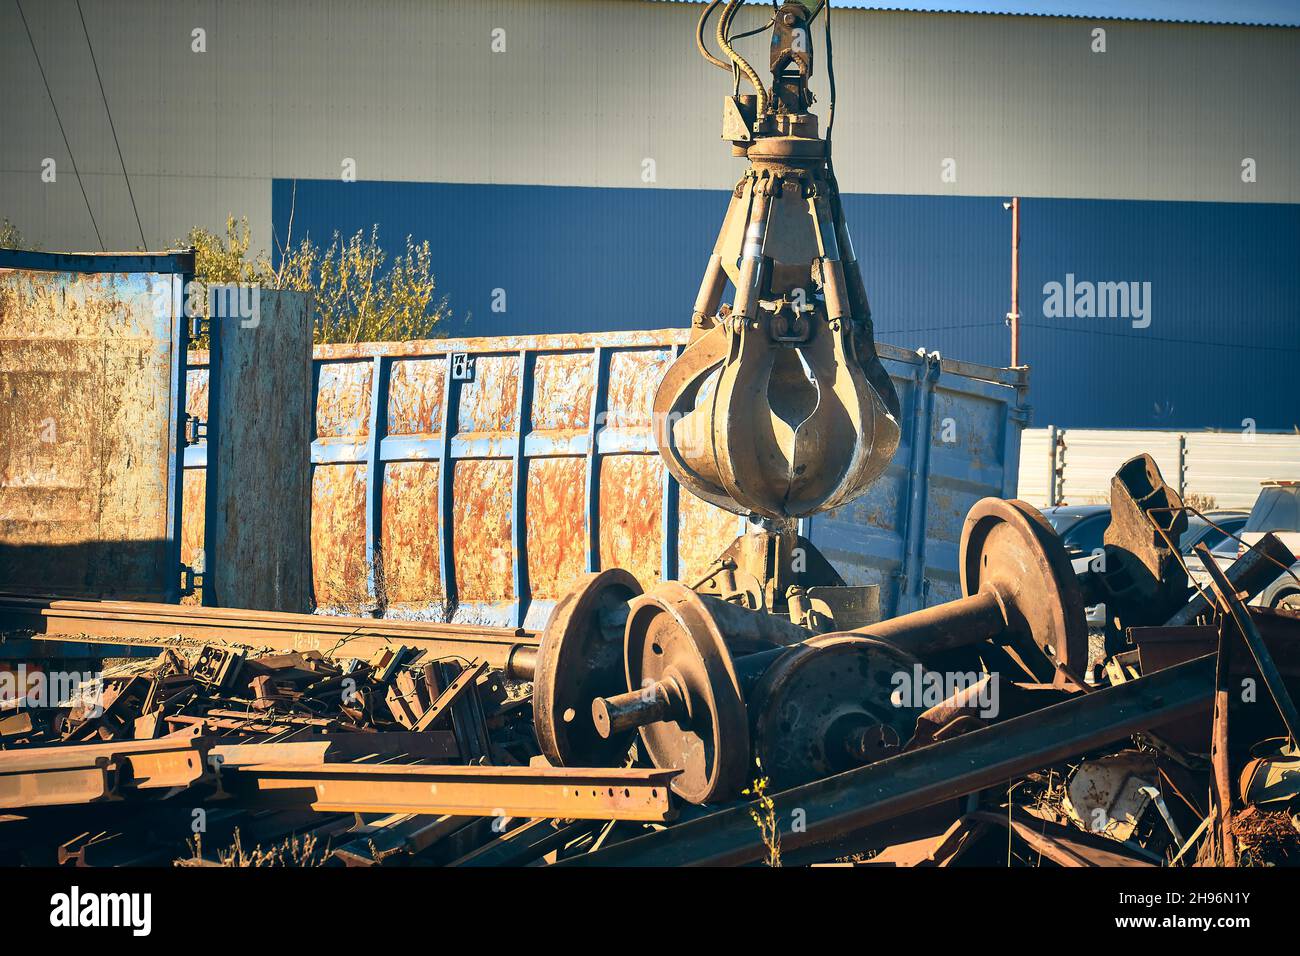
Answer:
[4,0,1295,255]
[2,0,1296,431]
[1018,427,1300,509]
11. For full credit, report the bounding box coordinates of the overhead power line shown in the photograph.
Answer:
[76,0,148,250]
[15,0,104,251]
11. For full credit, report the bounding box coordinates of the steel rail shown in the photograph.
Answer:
[225,763,680,822]
[0,737,214,810]
[0,592,538,667]
[563,654,1217,865]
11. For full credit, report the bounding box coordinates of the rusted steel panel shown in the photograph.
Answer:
[316,360,373,444]
[185,330,1023,626]
[812,350,1028,617]
[456,354,519,445]
[205,291,313,611]
[311,464,369,611]
[0,254,188,601]
[526,457,586,602]
[386,357,446,441]
[678,491,740,585]
[599,454,665,589]
[452,459,515,614]
[381,460,444,609]
[532,352,593,434]
[604,348,670,437]
[180,469,206,606]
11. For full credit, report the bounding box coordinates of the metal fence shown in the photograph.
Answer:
[1019,428,1300,510]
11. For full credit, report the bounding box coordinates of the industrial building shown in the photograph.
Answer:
[2,1,1297,431]
[3,0,1300,892]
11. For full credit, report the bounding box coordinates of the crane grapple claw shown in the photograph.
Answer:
[654,3,901,520]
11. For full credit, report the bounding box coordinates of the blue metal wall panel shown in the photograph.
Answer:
[272,180,1298,431]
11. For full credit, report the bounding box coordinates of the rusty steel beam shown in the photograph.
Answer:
[1165,532,1295,627]
[208,733,459,768]
[413,660,489,732]
[0,592,538,667]
[564,654,1217,866]
[226,763,680,822]
[1197,543,1300,750]
[0,737,213,810]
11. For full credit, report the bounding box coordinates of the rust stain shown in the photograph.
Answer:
[315,361,373,440]
[380,461,444,605]
[526,457,586,600]
[598,454,664,587]
[452,459,514,603]
[677,491,739,583]
[180,469,206,605]
[387,357,446,437]
[604,349,671,430]
[311,464,369,610]
[457,355,519,436]
[531,352,593,432]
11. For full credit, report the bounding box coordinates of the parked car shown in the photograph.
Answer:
[1041,505,1112,627]
[1186,481,1300,611]
[1178,510,1250,557]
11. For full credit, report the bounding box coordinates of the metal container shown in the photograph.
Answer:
[185,331,1026,624]
[0,250,192,603]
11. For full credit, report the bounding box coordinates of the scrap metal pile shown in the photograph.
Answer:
[2,2,1299,868]
[3,452,1299,867]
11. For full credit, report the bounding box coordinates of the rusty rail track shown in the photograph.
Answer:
[0,592,538,667]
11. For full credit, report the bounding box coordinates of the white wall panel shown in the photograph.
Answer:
[1019,427,1300,509]
[1,0,1295,256]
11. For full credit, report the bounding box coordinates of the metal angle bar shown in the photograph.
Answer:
[412,659,488,732]
[210,732,459,768]
[331,813,473,864]
[584,347,611,573]
[449,817,595,867]
[564,654,1216,866]
[511,350,534,627]
[1196,542,1300,749]
[0,594,538,667]
[228,763,680,821]
[364,354,391,604]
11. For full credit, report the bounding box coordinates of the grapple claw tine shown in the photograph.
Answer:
[654,0,901,520]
